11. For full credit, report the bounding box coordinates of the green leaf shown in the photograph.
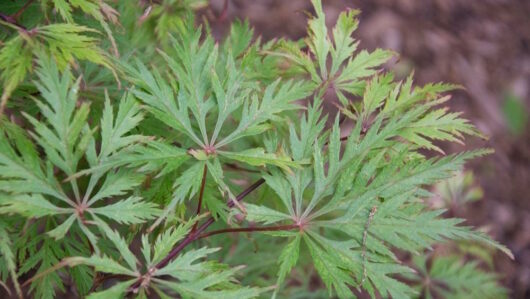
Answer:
[0,22,115,108]
[244,203,292,225]
[87,170,144,205]
[117,141,189,177]
[0,194,70,218]
[336,49,394,95]
[303,234,355,298]
[215,79,313,148]
[86,280,135,299]
[362,73,395,118]
[96,219,138,271]
[151,219,196,266]
[308,0,331,80]
[23,237,65,299]
[99,92,145,160]
[128,60,203,146]
[47,214,76,240]
[154,266,263,299]
[411,255,508,299]
[0,221,21,297]
[224,19,254,58]
[38,24,113,70]
[50,0,74,22]
[330,9,359,75]
[22,54,90,204]
[274,235,301,297]
[91,196,160,225]
[400,106,482,153]
[0,125,69,204]
[0,35,33,106]
[364,262,415,299]
[69,256,136,276]
[155,247,220,278]
[150,161,205,230]
[219,148,299,172]
[263,170,296,216]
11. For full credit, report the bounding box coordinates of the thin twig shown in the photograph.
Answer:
[157,178,265,268]
[217,0,229,21]
[0,13,27,31]
[12,0,35,20]
[192,164,208,231]
[128,178,266,293]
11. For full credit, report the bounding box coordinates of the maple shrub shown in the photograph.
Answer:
[0,0,513,298]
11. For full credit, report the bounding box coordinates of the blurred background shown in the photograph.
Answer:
[204,0,529,297]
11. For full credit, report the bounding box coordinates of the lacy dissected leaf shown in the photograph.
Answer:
[0,35,33,103]
[90,196,160,225]
[126,59,203,145]
[38,24,112,69]
[127,20,314,150]
[335,49,394,96]
[238,95,508,298]
[0,220,21,297]
[21,237,66,299]
[218,148,300,172]
[0,1,511,298]
[123,24,313,229]
[47,0,119,58]
[70,220,262,299]
[149,161,206,230]
[0,194,69,219]
[86,280,136,299]
[273,0,393,100]
[273,234,301,298]
[0,116,69,203]
[149,219,196,266]
[244,203,292,225]
[400,107,480,153]
[224,19,254,59]
[0,56,157,254]
[215,78,314,148]
[133,0,207,41]
[411,255,508,299]
[47,0,112,24]
[376,77,483,152]
[304,233,415,299]
[0,23,114,106]
[154,267,263,299]
[106,140,190,177]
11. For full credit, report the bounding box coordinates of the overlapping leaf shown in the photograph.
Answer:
[69,220,263,298]
[0,56,158,253]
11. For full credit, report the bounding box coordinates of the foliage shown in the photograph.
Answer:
[0,0,511,298]
[409,254,508,299]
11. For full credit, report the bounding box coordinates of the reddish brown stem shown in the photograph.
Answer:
[128,178,265,293]
[0,13,27,31]
[192,164,208,231]
[218,0,229,21]
[12,0,35,20]
[197,224,298,240]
